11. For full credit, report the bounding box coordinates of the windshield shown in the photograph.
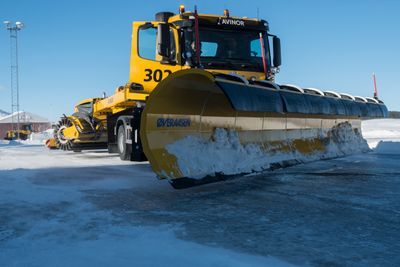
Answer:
[182,27,270,72]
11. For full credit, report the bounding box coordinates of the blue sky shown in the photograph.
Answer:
[1,0,399,121]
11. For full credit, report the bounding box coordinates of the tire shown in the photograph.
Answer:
[117,124,131,161]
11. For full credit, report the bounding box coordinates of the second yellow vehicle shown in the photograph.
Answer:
[51,6,388,188]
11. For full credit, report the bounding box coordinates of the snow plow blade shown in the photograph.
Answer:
[140,69,388,189]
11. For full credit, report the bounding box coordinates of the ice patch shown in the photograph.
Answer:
[166,123,369,179]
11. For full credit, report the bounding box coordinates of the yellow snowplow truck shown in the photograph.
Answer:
[53,7,388,188]
[5,124,32,140]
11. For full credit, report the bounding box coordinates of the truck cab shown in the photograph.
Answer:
[128,7,282,96]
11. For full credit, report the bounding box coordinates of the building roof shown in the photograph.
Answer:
[0,111,50,124]
[0,109,10,118]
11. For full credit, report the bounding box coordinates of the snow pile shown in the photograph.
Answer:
[23,128,54,145]
[324,122,370,158]
[166,122,369,179]
[167,129,284,179]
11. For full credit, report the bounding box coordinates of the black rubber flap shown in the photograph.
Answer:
[340,99,361,117]
[325,97,347,115]
[379,104,389,118]
[279,90,310,114]
[216,80,284,113]
[366,103,384,117]
[303,94,332,115]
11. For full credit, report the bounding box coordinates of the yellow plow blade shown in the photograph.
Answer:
[140,69,380,188]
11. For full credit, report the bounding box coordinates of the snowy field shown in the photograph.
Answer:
[0,119,399,267]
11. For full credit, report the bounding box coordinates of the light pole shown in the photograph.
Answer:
[3,20,24,139]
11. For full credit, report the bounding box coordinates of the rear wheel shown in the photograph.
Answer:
[117,124,131,160]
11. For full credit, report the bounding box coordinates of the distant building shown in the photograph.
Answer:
[0,111,51,139]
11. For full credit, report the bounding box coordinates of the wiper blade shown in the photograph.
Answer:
[205,61,229,68]
[202,58,263,71]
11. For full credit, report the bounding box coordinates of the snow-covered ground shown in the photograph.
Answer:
[0,119,400,266]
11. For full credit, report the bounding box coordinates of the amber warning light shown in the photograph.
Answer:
[179,5,185,14]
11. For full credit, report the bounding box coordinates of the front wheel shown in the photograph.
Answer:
[117,124,131,161]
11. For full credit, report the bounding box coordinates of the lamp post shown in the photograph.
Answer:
[3,20,24,140]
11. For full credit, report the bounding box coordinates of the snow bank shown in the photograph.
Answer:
[166,123,369,179]
[22,128,54,145]
[362,119,400,148]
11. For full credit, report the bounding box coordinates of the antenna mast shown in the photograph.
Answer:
[3,21,24,139]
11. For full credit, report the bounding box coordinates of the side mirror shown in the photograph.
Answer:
[157,23,170,59]
[273,36,281,67]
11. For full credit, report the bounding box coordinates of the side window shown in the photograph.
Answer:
[169,30,176,60]
[138,27,157,60]
[138,26,176,61]
[201,42,218,57]
[250,38,262,58]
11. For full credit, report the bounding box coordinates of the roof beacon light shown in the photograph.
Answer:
[179,5,185,14]
[224,9,230,17]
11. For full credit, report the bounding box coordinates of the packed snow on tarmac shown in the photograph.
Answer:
[0,119,400,267]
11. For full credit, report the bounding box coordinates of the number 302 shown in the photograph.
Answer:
[144,69,172,82]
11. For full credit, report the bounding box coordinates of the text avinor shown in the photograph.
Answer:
[218,18,245,27]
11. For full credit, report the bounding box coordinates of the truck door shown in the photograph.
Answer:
[129,22,182,94]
